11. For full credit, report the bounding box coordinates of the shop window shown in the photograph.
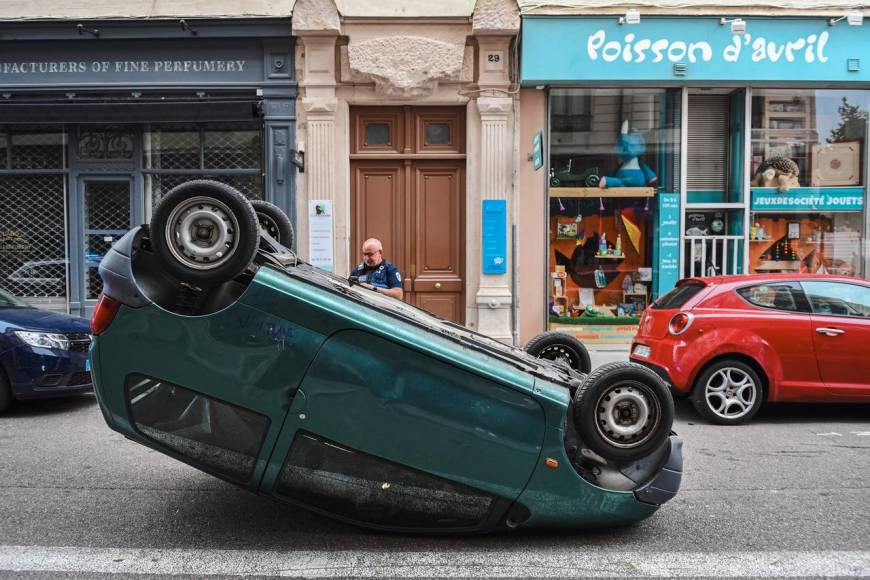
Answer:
[125,373,269,483]
[547,88,680,343]
[143,123,264,215]
[749,90,868,278]
[751,89,867,188]
[9,128,66,170]
[749,212,864,277]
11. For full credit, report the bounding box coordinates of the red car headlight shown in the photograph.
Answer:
[668,312,694,336]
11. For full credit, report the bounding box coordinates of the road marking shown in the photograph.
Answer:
[1,546,869,577]
[816,432,843,436]
[852,431,870,436]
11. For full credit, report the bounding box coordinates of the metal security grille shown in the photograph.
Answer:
[84,180,130,299]
[144,123,263,218]
[0,126,68,309]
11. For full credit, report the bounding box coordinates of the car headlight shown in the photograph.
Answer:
[14,331,70,350]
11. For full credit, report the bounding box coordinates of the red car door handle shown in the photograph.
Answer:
[815,327,845,336]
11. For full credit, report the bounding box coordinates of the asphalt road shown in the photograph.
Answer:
[1,383,869,578]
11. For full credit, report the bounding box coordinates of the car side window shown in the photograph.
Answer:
[737,283,804,312]
[801,281,870,318]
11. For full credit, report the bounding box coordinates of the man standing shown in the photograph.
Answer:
[350,238,404,300]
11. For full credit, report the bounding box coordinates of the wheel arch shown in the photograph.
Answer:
[690,353,770,402]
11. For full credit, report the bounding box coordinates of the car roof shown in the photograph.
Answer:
[680,274,870,290]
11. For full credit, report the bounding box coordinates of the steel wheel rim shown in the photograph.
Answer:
[165,196,239,271]
[539,344,578,369]
[257,212,281,242]
[594,380,661,449]
[704,367,757,420]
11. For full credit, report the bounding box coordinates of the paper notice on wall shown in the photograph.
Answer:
[308,200,334,272]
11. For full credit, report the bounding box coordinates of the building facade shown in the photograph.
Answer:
[293,0,522,343]
[518,0,870,346]
[0,2,296,316]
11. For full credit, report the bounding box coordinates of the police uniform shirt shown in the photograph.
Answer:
[351,260,402,290]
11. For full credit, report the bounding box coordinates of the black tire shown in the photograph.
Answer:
[524,331,592,374]
[150,180,259,286]
[251,200,294,249]
[573,361,674,462]
[0,367,12,414]
[584,173,600,187]
[691,359,763,425]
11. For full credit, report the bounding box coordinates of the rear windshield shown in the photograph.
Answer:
[652,282,706,310]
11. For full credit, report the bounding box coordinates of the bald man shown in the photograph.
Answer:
[350,238,404,300]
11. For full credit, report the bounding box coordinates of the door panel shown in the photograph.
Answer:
[266,329,545,529]
[413,163,464,316]
[802,281,870,397]
[351,164,404,273]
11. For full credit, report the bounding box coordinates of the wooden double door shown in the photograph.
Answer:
[350,107,466,323]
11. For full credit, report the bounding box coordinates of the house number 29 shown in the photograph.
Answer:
[487,53,500,63]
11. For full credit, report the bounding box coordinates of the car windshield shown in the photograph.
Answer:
[0,288,32,308]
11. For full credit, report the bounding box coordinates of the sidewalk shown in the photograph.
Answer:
[588,347,631,369]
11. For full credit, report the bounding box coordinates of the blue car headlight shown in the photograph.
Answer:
[14,331,71,350]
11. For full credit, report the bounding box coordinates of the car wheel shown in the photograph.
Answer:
[524,331,592,374]
[251,200,294,249]
[584,174,600,187]
[573,361,674,462]
[691,360,763,425]
[0,368,11,414]
[150,180,259,286]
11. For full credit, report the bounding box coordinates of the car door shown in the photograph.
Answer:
[801,280,870,397]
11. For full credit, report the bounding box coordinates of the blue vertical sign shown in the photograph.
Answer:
[654,193,680,297]
[482,200,507,274]
[531,131,543,171]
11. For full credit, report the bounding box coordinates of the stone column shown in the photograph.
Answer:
[475,96,514,342]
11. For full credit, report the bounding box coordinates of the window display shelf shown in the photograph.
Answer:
[549,187,655,198]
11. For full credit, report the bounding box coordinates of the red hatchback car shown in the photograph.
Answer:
[630,274,870,425]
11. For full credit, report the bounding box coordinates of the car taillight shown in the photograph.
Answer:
[668,312,694,336]
[91,294,122,336]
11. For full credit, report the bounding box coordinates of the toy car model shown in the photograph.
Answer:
[90,180,682,532]
[550,159,601,187]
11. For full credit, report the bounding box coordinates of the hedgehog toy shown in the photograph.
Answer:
[752,156,800,192]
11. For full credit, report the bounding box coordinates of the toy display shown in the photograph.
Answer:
[751,156,800,191]
[810,141,861,187]
[598,120,658,189]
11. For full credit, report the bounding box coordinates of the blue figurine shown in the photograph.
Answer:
[599,120,657,189]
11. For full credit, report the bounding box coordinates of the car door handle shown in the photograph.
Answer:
[815,327,845,336]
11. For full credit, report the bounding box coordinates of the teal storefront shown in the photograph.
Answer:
[522,14,869,341]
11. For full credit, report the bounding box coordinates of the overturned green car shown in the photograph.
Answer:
[90,180,681,533]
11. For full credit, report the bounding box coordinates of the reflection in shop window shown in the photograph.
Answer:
[749,89,868,278]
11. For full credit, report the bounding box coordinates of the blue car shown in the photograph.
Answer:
[0,288,92,413]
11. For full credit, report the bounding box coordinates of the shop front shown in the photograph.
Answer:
[519,12,869,346]
[0,19,295,316]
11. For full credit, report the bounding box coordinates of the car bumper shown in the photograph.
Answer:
[5,348,93,399]
[634,435,683,506]
[629,339,693,394]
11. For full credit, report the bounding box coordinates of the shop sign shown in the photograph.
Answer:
[751,187,864,212]
[0,40,264,86]
[521,17,870,83]
[531,131,543,171]
[308,200,334,273]
[482,200,507,275]
[654,193,680,297]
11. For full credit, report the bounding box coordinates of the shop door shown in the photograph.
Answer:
[350,107,465,323]
[76,176,136,316]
